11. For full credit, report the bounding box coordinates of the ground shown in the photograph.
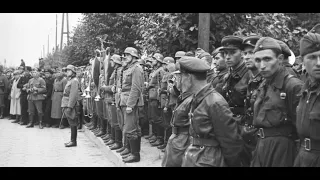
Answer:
[0,118,116,167]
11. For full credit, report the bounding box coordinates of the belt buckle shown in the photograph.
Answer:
[304,138,311,151]
[258,128,265,139]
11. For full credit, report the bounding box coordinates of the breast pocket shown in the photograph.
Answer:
[310,112,320,139]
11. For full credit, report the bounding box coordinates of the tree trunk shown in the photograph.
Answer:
[198,13,210,52]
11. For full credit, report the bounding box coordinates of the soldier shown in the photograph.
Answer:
[198,52,215,84]
[241,35,263,165]
[5,69,13,119]
[61,65,79,147]
[43,69,54,127]
[0,65,9,119]
[174,51,186,63]
[294,29,320,166]
[93,68,105,138]
[220,35,250,123]
[251,37,303,167]
[18,66,32,125]
[25,70,47,129]
[51,71,67,128]
[119,47,144,163]
[277,40,300,78]
[147,53,166,147]
[210,47,228,93]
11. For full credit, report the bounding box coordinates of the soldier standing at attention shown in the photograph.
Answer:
[43,69,54,127]
[178,56,244,167]
[25,70,47,129]
[251,37,303,167]
[0,65,9,119]
[51,71,67,128]
[62,65,79,147]
[294,26,320,167]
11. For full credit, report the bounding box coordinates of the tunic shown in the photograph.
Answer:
[51,77,67,119]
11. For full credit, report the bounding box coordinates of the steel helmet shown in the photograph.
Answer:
[124,47,139,58]
[175,51,186,58]
[163,57,175,64]
[66,64,76,73]
[153,53,164,63]
[111,54,122,65]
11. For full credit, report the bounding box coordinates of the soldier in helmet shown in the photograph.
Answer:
[117,47,144,163]
[294,26,320,167]
[174,51,186,62]
[251,37,303,167]
[62,65,80,147]
[145,53,166,147]
[0,65,9,119]
[25,70,47,129]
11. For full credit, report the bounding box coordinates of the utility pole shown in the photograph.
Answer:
[60,13,70,51]
[48,35,49,56]
[198,13,211,52]
[56,14,58,52]
[43,45,45,58]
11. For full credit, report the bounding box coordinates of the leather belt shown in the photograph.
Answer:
[172,126,189,135]
[257,124,293,139]
[191,137,219,147]
[301,138,320,151]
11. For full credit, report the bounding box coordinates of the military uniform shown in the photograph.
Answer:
[211,68,228,93]
[0,66,9,118]
[294,29,320,167]
[43,70,54,126]
[51,75,67,125]
[251,37,303,167]
[16,69,31,125]
[277,40,300,78]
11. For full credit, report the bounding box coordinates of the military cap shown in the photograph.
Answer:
[110,54,122,65]
[309,23,320,34]
[300,32,320,57]
[175,51,186,58]
[211,47,224,57]
[276,40,291,57]
[6,69,13,73]
[163,57,175,64]
[221,35,243,50]
[253,37,282,53]
[25,66,32,72]
[198,52,211,59]
[153,53,164,63]
[66,65,76,73]
[185,51,195,57]
[124,47,139,58]
[242,35,261,49]
[178,56,210,73]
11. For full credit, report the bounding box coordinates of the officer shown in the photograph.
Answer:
[0,65,9,119]
[76,66,85,131]
[43,69,54,127]
[5,69,13,119]
[119,47,144,163]
[198,52,215,83]
[294,28,320,166]
[101,54,124,150]
[277,40,300,78]
[174,51,186,63]
[147,53,166,147]
[251,37,303,167]
[51,71,68,128]
[62,65,79,147]
[241,35,263,165]
[17,66,31,125]
[210,47,228,93]
[220,35,250,122]
[25,70,47,129]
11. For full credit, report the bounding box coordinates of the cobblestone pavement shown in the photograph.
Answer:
[0,118,115,167]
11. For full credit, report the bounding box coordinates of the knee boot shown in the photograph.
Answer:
[93,117,101,134]
[102,122,112,141]
[26,115,34,128]
[38,115,43,129]
[105,127,115,146]
[96,120,107,137]
[149,123,158,143]
[65,126,77,147]
[158,127,171,150]
[110,127,123,150]
[151,125,164,146]
[116,129,126,153]
[145,123,154,139]
[12,115,20,123]
[89,115,98,130]
[123,136,141,163]
[120,136,131,156]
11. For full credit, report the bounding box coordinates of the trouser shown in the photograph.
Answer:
[121,106,141,139]
[95,99,104,121]
[28,100,43,116]
[102,99,108,120]
[139,103,149,135]
[20,94,29,123]
[76,101,83,129]
[108,103,118,128]
[116,106,125,145]
[148,99,161,136]
[162,107,173,144]
[43,98,52,125]
[5,96,10,117]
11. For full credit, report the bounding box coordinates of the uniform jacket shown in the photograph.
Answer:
[170,91,193,127]
[61,76,79,108]
[27,77,47,101]
[17,74,31,96]
[148,67,165,100]
[185,84,244,167]
[253,68,303,128]
[0,74,9,95]
[120,60,144,108]
[51,77,67,119]
[206,69,215,84]
[221,61,250,114]
[45,77,54,100]
[102,69,116,104]
[114,67,123,108]
[211,68,228,94]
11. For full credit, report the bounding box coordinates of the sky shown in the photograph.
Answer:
[0,13,83,68]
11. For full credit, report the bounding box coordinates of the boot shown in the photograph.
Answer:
[96,120,107,137]
[65,126,77,147]
[88,115,98,130]
[105,127,115,146]
[116,146,126,153]
[151,125,164,146]
[18,115,23,124]
[38,116,43,129]
[120,136,131,156]
[0,107,4,119]
[110,128,123,150]
[12,115,20,123]
[157,143,167,150]
[26,115,34,128]
[151,139,164,147]
[102,122,112,140]
[123,136,141,163]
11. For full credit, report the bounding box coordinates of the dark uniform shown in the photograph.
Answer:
[294,30,320,167]
[43,69,54,127]
[16,67,31,124]
[0,66,9,118]
[5,70,13,118]
[251,37,303,167]
[177,57,244,167]
[277,40,300,78]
